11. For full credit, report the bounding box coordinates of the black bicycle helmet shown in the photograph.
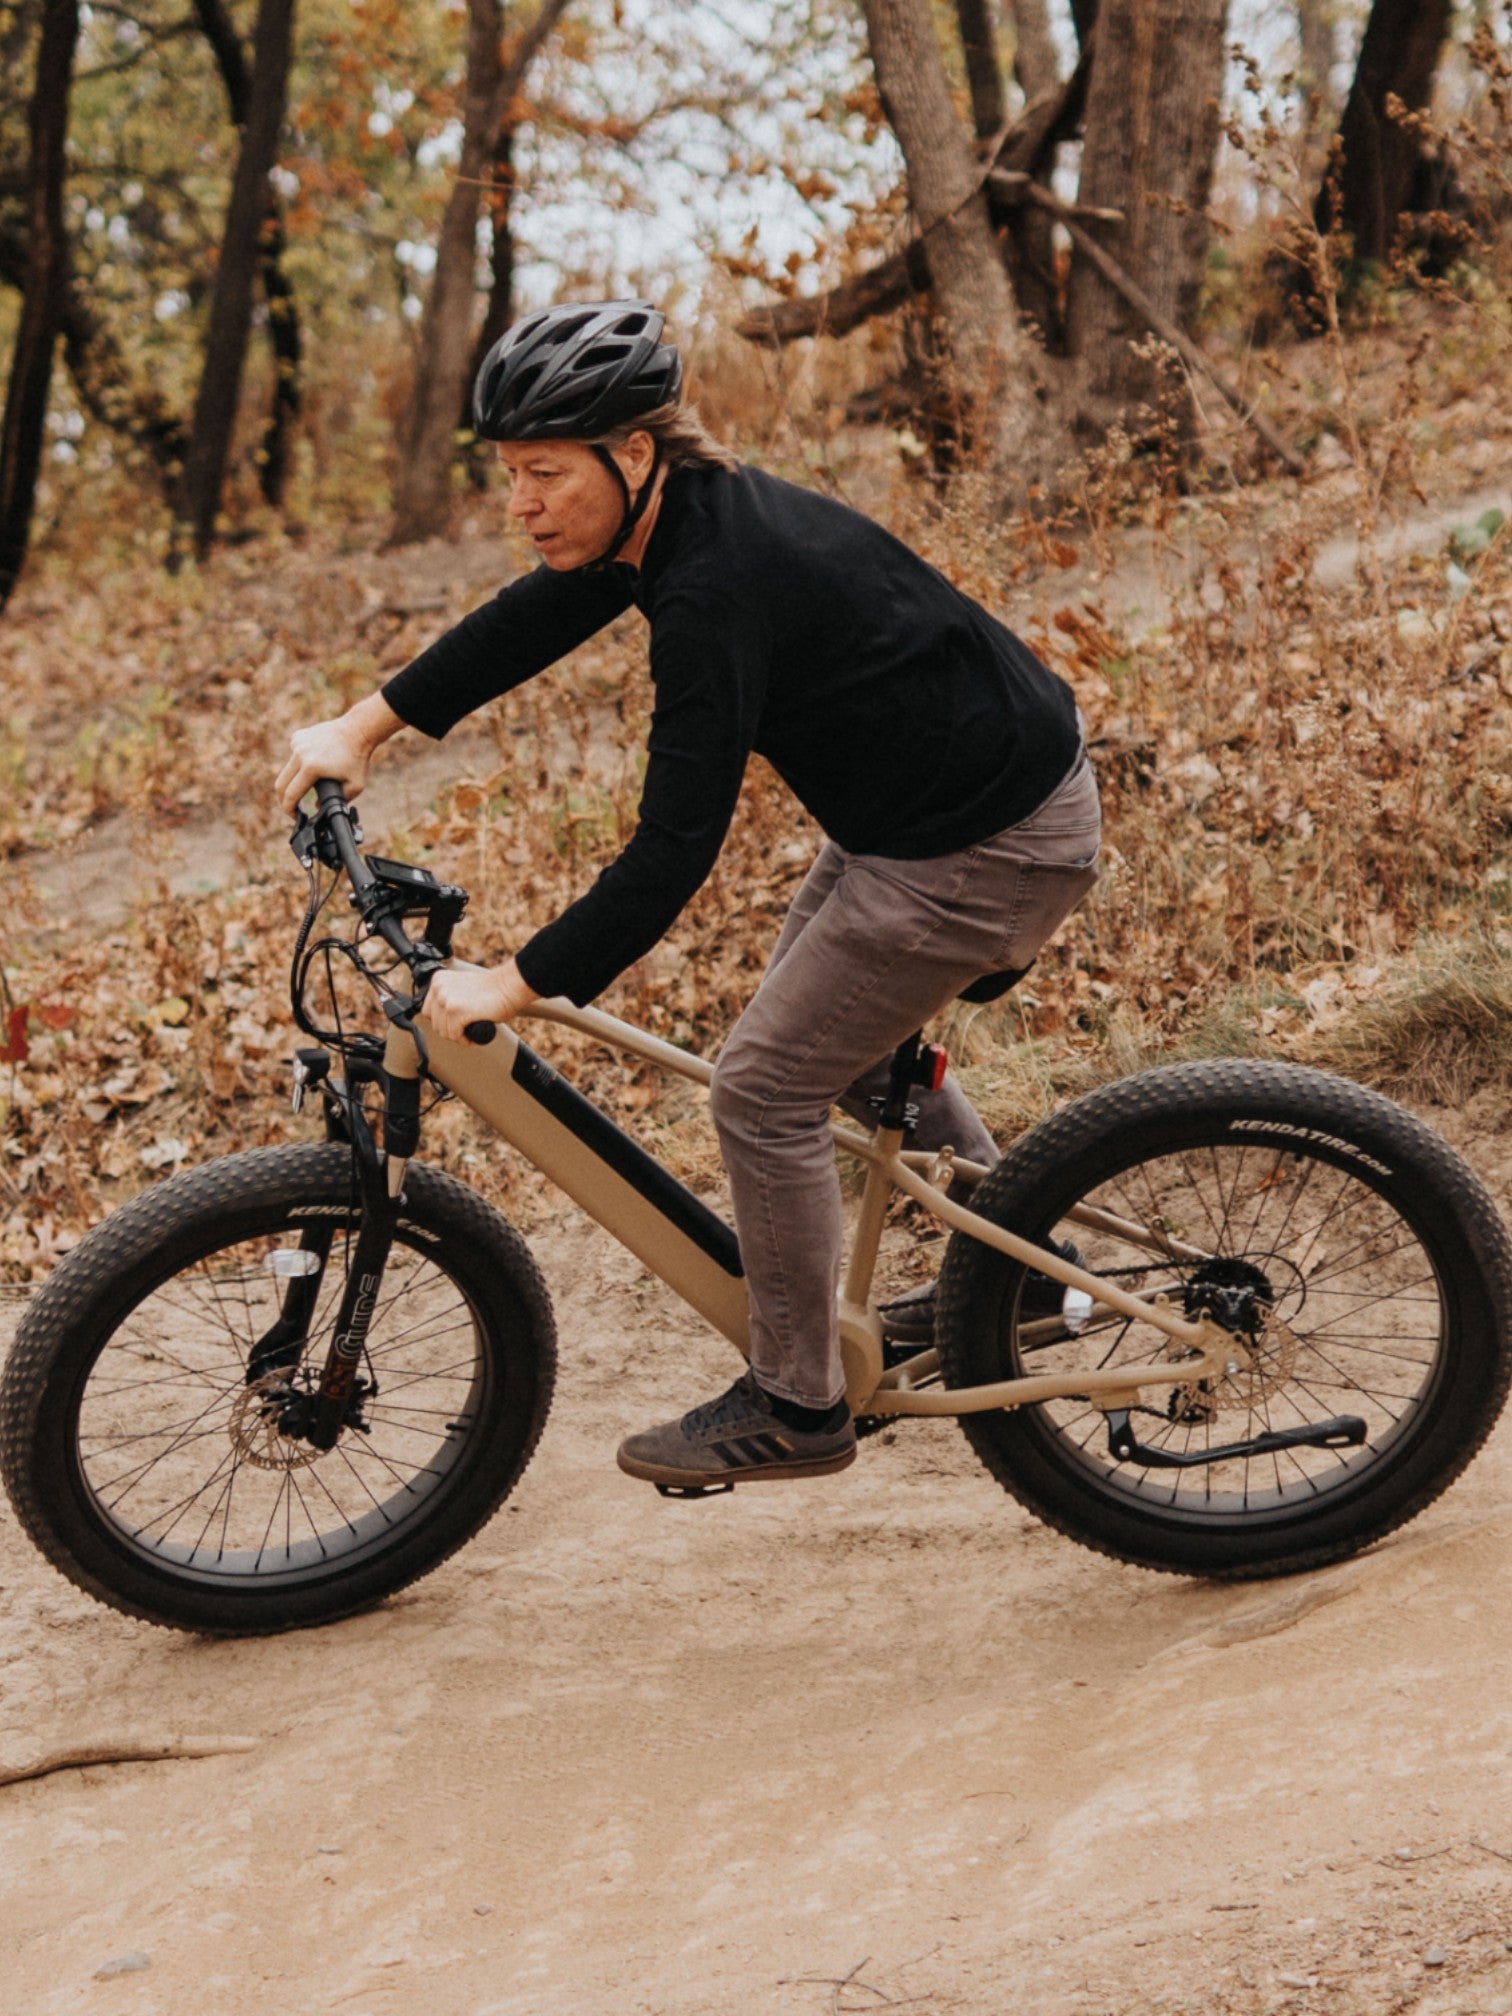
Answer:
[471,299,682,443]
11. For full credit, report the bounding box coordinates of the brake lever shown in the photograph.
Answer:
[290,801,365,872]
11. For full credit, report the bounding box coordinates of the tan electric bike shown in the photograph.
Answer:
[5,783,1512,1635]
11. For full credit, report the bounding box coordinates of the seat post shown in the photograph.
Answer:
[879,1032,922,1131]
[843,1033,922,1311]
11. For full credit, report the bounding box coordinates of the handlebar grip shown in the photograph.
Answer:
[463,1020,497,1046]
[315,778,347,816]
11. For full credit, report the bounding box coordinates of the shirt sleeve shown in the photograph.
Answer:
[381,563,636,739]
[513,588,770,1005]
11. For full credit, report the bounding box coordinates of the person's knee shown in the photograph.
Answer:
[709,1043,763,1141]
[710,1044,827,1146]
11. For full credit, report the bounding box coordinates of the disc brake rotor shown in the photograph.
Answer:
[1171,1308,1301,1423]
[227,1371,324,1471]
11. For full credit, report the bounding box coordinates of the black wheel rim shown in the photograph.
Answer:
[69,1206,493,1586]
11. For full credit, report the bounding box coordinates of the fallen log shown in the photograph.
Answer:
[735,241,929,345]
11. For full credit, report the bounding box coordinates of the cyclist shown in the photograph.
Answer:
[277,299,1101,1493]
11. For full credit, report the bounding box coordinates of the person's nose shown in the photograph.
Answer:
[507,478,541,520]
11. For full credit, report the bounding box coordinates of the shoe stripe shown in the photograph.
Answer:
[732,1434,777,1463]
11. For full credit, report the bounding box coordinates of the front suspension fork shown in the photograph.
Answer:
[304,1058,421,1452]
[248,1042,422,1451]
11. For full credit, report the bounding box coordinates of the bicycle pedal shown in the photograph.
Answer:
[654,1480,736,1500]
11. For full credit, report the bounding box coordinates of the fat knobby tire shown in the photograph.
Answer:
[0,1145,557,1634]
[936,1060,1512,1579]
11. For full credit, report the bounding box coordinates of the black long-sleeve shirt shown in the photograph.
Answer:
[382,462,1080,1005]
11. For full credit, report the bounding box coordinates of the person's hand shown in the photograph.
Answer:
[277,717,372,815]
[277,694,405,816]
[423,960,539,1043]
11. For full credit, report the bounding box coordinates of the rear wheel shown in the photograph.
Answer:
[936,1061,1512,1578]
[0,1145,556,1633]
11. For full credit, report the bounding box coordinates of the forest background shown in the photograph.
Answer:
[1,0,1511,1277]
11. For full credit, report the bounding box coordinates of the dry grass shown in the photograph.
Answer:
[1304,937,1512,1104]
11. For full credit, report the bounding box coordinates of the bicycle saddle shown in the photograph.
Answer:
[957,963,1030,1005]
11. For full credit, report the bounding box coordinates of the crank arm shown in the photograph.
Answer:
[1105,1410,1368,1470]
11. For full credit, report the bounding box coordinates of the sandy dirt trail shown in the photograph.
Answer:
[4,1113,1512,2016]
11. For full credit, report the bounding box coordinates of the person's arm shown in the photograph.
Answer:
[513,588,770,1006]
[276,691,405,814]
[381,563,636,740]
[278,564,635,813]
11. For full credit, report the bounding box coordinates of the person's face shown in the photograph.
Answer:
[497,435,652,570]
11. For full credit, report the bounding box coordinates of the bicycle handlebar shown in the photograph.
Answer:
[311,779,496,1045]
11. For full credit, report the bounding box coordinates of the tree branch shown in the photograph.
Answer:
[488,0,574,132]
[988,169,1122,221]
[192,0,251,120]
[735,43,1093,350]
[74,16,198,82]
[736,238,931,344]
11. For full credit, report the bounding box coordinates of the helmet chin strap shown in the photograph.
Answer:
[582,441,662,569]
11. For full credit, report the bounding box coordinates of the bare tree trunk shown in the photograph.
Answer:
[955,0,1005,139]
[0,221,188,488]
[388,0,571,548]
[861,0,1070,487]
[192,0,303,508]
[1000,0,1064,343]
[0,0,79,614]
[1068,0,1097,50]
[954,0,1056,343]
[257,205,301,506]
[1296,0,1336,118]
[1320,0,1452,264]
[462,115,518,491]
[174,0,297,562]
[1065,0,1227,440]
[1295,0,1338,182]
[1007,0,1060,102]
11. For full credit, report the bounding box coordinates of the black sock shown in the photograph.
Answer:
[760,1384,849,1434]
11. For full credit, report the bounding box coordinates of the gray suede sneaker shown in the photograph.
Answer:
[617,1372,857,1493]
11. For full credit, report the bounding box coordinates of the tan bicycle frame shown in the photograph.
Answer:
[387,997,1247,1418]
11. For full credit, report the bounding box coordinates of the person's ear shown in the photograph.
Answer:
[622,430,655,489]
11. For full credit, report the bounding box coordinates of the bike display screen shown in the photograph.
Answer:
[364,855,439,889]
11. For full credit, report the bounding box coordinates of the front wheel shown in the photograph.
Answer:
[936,1061,1512,1578]
[0,1145,556,1633]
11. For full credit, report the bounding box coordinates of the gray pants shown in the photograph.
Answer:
[709,748,1102,1407]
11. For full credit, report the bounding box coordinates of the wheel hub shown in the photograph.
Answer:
[1172,1257,1298,1421]
[228,1372,324,1471]
[1182,1256,1276,1337]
